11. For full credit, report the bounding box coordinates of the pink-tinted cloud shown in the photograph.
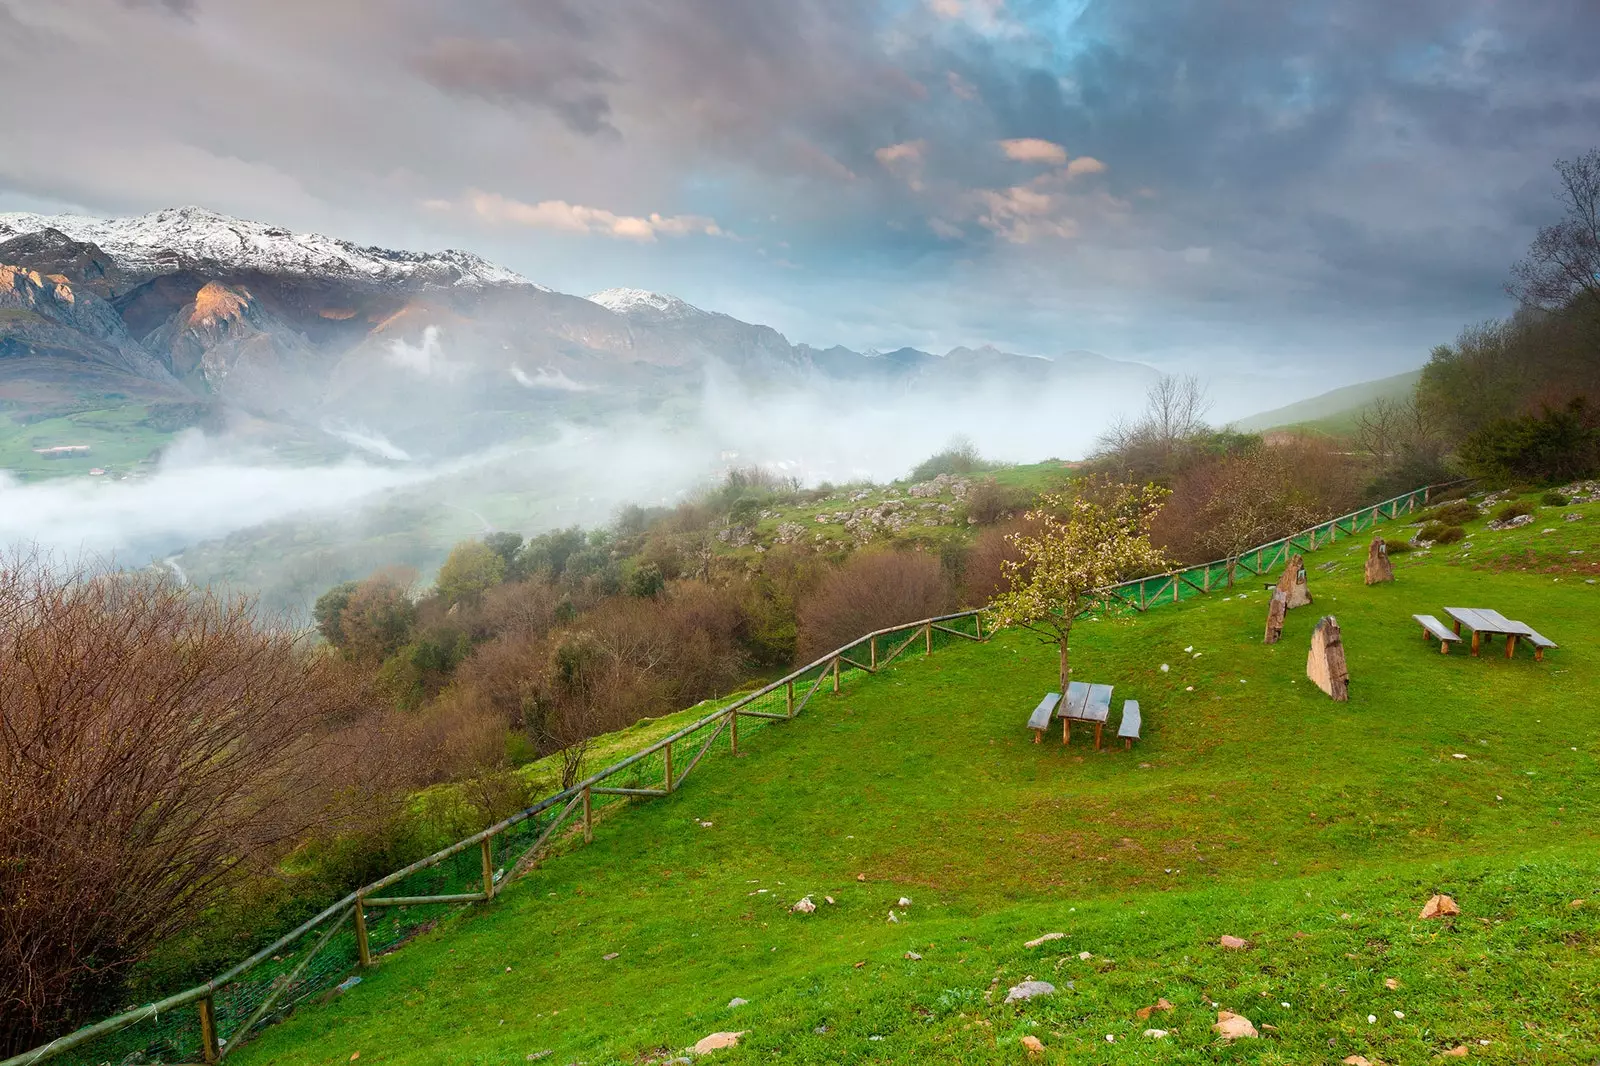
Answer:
[1066,156,1106,177]
[1000,138,1068,165]
[457,190,724,242]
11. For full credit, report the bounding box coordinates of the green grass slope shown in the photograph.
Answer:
[1234,370,1423,435]
[238,497,1600,1065]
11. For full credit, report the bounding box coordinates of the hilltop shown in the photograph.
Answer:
[228,489,1600,1065]
[1233,369,1423,435]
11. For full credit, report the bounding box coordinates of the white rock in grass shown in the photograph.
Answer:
[898,897,912,907]
[887,911,899,923]
[1143,1029,1169,1039]
[791,897,816,914]
[1004,980,1056,1003]
[1024,932,1065,948]
[1160,663,1170,672]
[1184,646,1194,652]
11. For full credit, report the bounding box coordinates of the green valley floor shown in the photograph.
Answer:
[236,499,1600,1064]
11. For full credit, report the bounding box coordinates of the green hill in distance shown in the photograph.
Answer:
[230,489,1600,1066]
[1233,368,1423,434]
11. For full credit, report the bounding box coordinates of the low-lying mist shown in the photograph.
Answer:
[2,359,1154,615]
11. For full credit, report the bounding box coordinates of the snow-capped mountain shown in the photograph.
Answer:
[586,287,706,321]
[0,206,540,291]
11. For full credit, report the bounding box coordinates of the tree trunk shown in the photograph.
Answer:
[1057,621,1073,694]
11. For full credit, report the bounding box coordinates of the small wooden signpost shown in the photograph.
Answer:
[1276,553,1312,609]
[1306,615,1349,701]
[1364,537,1395,585]
[1263,589,1287,644]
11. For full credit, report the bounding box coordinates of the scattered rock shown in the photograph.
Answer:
[857,873,867,882]
[897,897,912,907]
[1419,894,1461,920]
[1442,1046,1469,1058]
[1004,981,1056,1003]
[1385,978,1400,990]
[904,951,922,961]
[791,897,816,914]
[1213,1011,1258,1040]
[525,1052,552,1062]
[1024,932,1065,948]
[1143,1029,1170,1039]
[1487,513,1534,531]
[1135,998,1175,1020]
[824,896,835,905]
[1078,951,1092,961]
[853,960,866,969]
[1219,934,1248,950]
[603,952,620,961]
[1020,1035,1045,1055]
[1341,1057,1371,1066]
[727,998,747,1009]
[690,1031,747,1054]
[887,911,899,923]
[1570,899,1584,908]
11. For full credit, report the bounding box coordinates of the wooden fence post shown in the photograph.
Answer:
[785,679,794,717]
[924,622,932,654]
[198,995,220,1064]
[354,895,371,967]
[583,787,593,843]
[975,613,982,639]
[665,741,675,791]
[729,709,738,755]
[870,635,877,670]
[832,657,840,692]
[480,837,495,900]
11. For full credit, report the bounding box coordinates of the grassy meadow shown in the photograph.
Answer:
[231,494,1600,1065]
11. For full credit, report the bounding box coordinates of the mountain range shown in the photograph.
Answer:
[0,206,1154,462]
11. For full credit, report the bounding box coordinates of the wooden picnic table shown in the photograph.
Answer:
[1443,607,1537,659]
[1058,680,1114,750]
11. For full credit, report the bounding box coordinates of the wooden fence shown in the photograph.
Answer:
[4,478,1464,1066]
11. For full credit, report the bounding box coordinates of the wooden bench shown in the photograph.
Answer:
[1117,700,1141,749]
[1522,628,1558,662]
[1027,692,1061,743]
[1413,613,1461,654]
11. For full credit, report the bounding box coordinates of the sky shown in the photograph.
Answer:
[2,0,1598,390]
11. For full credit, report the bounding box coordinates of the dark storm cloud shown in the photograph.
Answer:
[413,31,618,136]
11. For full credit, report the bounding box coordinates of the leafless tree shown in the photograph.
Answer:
[0,555,351,1053]
[1094,374,1213,476]
[1509,149,1600,310]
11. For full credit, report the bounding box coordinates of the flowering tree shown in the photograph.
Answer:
[987,480,1170,695]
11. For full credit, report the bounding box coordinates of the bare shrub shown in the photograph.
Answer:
[962,478,1031,526]
[795,550,952,662]
[0,556,356,1053]
[1153,437,1361,573]
[961,519,1032,606]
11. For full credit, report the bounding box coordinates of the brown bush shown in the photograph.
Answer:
[961,518,1035,606]
[962,478,1032,526]
[1153,437,1362,567]
[795,550,952,662]
[0,557,362,1053]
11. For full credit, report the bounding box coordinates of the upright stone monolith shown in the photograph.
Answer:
[1275,553,1312,609]
[1364,537,1395,585]
[1307,615,1349,701]
[1263,589,1287,644]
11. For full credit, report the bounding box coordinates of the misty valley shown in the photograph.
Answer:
[4,7,1600,1061]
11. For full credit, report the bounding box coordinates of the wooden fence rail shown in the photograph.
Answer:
[3,478,1467,1066]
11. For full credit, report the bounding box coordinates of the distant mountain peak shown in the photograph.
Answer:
[586,287,706,320]
[0,206,542,291]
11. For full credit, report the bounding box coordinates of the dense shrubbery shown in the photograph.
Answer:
[1542,491,1571,506]
[1423,501,1479,526]
[1493,501,1534,522]
[908,435,999,481]
[1418,521,1467,544]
